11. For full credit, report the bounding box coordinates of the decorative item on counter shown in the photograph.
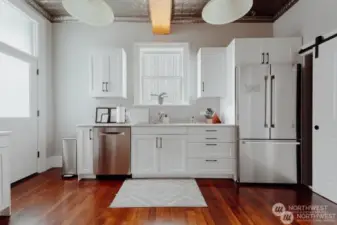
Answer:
[190,116,196,124]
[163,114,170,124]
[212,113,222,124]
[95,107,111,123]
[109,108,117,123]
[204,108,215,124]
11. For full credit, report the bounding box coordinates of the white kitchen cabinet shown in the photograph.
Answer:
[76,127,94,175]
[159,135,187,173]
[234,38,302,65]
[0,134,11,216]
[89,48,127,98]
[132,135,158,174]
[132,134,187,177]
[197,48,226,98]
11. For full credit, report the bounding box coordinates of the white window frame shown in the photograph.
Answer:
[134,42,190,105]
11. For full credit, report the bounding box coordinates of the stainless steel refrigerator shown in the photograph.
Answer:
[237,63,301,184]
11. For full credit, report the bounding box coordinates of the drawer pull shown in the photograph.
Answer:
[205,160,218,162]
[206,138,217,140]
[206,144,217,146]
[206,130,217,132]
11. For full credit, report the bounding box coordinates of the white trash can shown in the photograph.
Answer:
[62,138,77,177]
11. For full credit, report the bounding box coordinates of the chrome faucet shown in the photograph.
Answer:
[151,92,168,105]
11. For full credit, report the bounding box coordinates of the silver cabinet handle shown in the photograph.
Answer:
[271,75,275,128]
[156,137,158,148]
[102,82,105,92]
[206,144,217,146]
[206,130,217,132]
[266,53,270,64]
[264,75,268,128]
[205,159,218,162]
[261,53,265,64]
[206,138,217,140]
[99,132,124,136]
[160,137,163,148]
[89,129,93,140]
[202,82,205,92]
[105,82,109,92]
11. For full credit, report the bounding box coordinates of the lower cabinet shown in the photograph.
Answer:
[132,135,187,177]
[76,127,94,176]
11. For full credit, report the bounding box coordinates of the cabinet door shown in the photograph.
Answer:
[90,54,109,97]
[159,135,187,173]
[106,50,127,98]
[197,48,226,98]
[89,49,127,98]
[132,136,158,174]
[77,128,94,175]
[264,38,302,64]
[235,39,264,65]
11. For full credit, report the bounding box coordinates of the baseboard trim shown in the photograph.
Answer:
[47,156,62,169]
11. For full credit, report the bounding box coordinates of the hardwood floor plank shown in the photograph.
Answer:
[1,169,337,225]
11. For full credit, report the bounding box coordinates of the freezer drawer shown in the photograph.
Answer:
[239,140,298,183]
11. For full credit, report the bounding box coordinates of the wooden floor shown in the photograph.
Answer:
[0,169,337,225]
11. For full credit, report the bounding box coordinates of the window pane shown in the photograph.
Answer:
[141,52,182,77]
[0,0,36,55]
[0,52,30,117]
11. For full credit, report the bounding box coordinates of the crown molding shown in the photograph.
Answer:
[25,0,52,21]
[273,0,299,21]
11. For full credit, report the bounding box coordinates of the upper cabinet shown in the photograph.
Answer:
[197,48,226,98]
[89,48,127,98]
[234,38,302,65]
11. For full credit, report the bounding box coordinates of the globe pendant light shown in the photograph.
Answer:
[62,0,114,26]
[202,0,253,25]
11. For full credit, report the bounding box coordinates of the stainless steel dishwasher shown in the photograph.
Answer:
[93,127,131,175]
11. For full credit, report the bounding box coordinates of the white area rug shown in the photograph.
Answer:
[109,179,207,208]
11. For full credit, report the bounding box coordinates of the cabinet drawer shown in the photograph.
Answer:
[188,143,234,158]
[132,127,187,135]
[0,136,9,148]
[187,127,235,135]
[188,134,235,143]
[187,158,234,173]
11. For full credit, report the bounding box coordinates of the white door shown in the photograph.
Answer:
[0,52,38,182]
[159,135,187,173]
[77,128,93,174]
[313,38,337,203]
[132,135,158,174]
[197,48,226,98]
[90,53,109,97]
[238,65,270,139]
[270,64,297,139]
[239,141,297,183]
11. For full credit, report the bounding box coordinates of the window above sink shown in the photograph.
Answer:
[134,43,190,106]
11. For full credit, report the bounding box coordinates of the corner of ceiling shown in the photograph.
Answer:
[25,0,53,21]
[273,0,299,22]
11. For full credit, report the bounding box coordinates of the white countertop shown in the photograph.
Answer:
[0,131,11,136]
[77,123,236,127]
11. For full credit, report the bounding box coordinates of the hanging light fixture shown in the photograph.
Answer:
[202,0,253,25]
[62,0,114,26]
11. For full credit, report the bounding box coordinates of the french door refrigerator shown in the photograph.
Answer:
[237,63,301,184]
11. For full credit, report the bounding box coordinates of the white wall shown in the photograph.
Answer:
[273,0,337,44]
[52,22,272,156]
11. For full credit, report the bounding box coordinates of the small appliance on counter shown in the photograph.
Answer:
[116,105,126,123]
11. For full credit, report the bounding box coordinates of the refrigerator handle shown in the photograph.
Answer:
[264,76,268,128]
[271,75,275,128]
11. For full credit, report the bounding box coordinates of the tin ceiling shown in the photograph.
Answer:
[25,0,299,23]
